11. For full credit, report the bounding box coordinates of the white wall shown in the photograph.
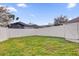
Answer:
[8,29,36,38]
[64,23,79,40]
[34,26,65,37]
[8,23,79,40]
[0,23,79,42]
[0,27,8,41]
[8,25,65,38]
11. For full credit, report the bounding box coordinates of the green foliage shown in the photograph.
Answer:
[54,15,68,26]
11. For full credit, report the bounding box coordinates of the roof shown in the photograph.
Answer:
[68,17,79,23]
[9,22,40,28]
[8,21,54,28]
[10,22,27,26]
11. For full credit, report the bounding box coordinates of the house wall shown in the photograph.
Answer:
[0,23,79,42]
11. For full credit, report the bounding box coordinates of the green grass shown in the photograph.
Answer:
[0,35,79,56]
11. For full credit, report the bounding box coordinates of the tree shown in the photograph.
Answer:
[16,17,19,20]
[53,15,68,26]
[0,7,19,27]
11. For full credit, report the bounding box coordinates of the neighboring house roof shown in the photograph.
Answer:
[8,22,40,28]
[68,17,79,23]
[8,22,54,29]
[10,22,28,26]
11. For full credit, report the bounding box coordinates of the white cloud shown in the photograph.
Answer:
[0,5,4,7]
[67,3,77,8]
[30,14,35,17]
[17,3,27,8]
[0,5,6,7]
[7,7,17,12]
[0,4,17,12]
[69,18,72,20]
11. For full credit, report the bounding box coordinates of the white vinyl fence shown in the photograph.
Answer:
[0,23,79,42]
[0,27,8,41]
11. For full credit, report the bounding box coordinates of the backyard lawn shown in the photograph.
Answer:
[0,36,79,56]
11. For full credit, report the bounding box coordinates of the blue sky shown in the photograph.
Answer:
[0,3,79,25]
